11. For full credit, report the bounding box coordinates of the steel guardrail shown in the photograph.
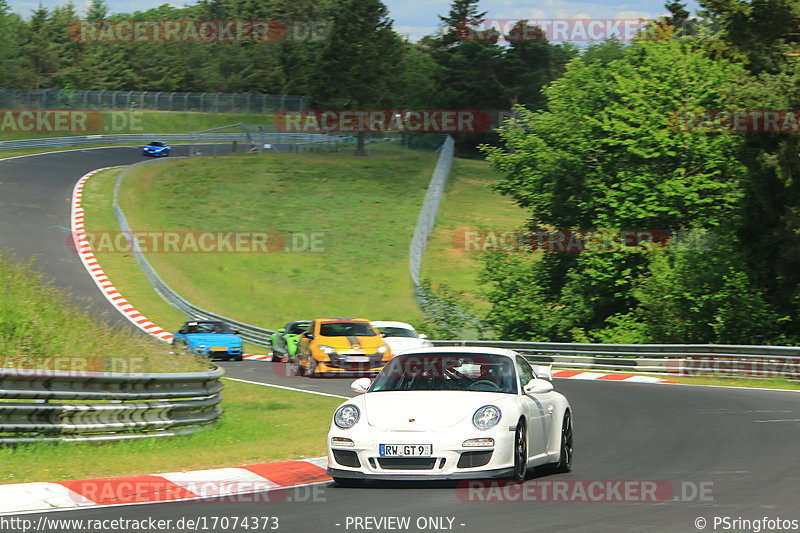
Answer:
[430,340,800,379]
[0,366,224,443]
[113,161,276,347]
[0,132,339,151]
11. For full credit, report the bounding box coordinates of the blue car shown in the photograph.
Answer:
[172,320,243,361]
[142,141,171,157]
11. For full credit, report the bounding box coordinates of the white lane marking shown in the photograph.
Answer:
[222,377,349,399]
[753,418,800,423]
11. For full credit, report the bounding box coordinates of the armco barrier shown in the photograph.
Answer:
[0,366,224,443]
[431,340,800,380]
[0,132,338,152]
[113,162,276,347]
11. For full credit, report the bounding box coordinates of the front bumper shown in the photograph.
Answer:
[327,427,514,480]
[314,357,387,375]
[327,466,513,481]
[194,347,242,358]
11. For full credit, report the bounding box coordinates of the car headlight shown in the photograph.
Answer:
[319,345,338,356]
[375,344,389,356]
[473,405,502,430]
[334,404,360,429]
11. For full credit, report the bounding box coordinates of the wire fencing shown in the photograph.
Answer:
[0,89,307,113]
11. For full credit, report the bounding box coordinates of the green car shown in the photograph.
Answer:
[270,320,311,362]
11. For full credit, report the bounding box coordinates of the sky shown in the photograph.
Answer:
[8,0,703,42]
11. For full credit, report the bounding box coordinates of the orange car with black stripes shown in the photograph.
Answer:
[292,318,392,377]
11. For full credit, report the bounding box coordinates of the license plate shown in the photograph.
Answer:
[211,347,227,351]
[380,444,432,457]
[345,356,369,363]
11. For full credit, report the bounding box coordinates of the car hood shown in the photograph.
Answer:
[186,333,241,346]
[363,391,508,431]
[384,337,429,354]
[322,336,386,351]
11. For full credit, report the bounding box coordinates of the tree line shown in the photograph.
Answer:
[479,0,800,345]
[0,0,573,118]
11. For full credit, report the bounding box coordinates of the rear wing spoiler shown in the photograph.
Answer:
[534,364,553,381]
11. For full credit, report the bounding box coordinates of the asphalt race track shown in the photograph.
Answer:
[2,148,800,532]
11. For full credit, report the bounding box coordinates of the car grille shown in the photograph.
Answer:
[376,458,437,470]
[332,450,361,468]
[457,451,493,468]
[328,353,384,370]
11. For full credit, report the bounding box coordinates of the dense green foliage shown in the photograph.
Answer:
[480,1,800,344]
[0,0,572,117]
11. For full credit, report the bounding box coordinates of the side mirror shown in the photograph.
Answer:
[380,332,387,337]
[304,332,314,339]
[524,378,553,394]
[351,378,371,393]
[418,334,428,339]
[233,330,240,335]
[178,329,186,335]
[277,328,285,333]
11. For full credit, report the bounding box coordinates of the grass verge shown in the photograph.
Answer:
[0,379,341,484]
[0,249,202,373]
[108,143,435,329]
[420,157,527,309]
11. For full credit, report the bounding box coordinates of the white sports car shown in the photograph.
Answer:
[370,321,433,355]
[327,347,573,485]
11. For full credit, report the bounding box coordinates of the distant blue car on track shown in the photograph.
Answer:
[142,141,171,157]
[172,320,244,361]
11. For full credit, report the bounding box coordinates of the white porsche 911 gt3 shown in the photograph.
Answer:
[327,347,573,485]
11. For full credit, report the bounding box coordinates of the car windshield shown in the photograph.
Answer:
[369,353,518,394]
[149,141,164,147]
[287,322,310,334]
[185,321,233,334]
[377,327,417,338]
[319,322,376,337]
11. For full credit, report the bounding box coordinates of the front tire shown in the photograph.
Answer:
[291,357,305,376]
[512,419,528,481]
[307,357,319,378]
[554,410,573,473]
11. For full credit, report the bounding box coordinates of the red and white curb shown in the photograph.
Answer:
[0,458,330,515]
[553,370,676,384]
[71,168,274,358]
[71,168,174,343]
